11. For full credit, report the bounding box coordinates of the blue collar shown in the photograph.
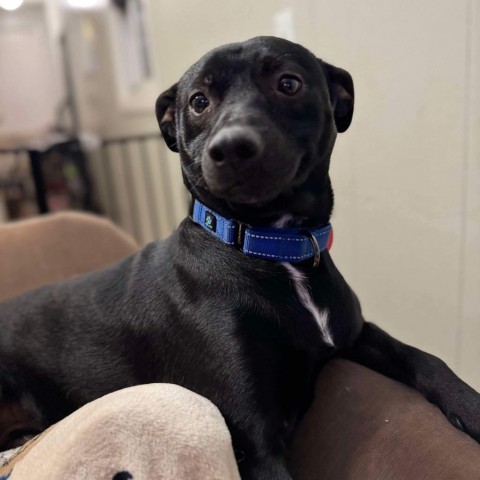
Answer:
[190,199,333,266]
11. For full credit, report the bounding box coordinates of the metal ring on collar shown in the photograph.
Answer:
[301,230,321,268]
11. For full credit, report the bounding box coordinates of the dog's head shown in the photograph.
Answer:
[156,36,354,226]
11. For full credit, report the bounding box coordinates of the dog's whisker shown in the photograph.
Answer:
[183,159,200,169]
[190,175,205,190]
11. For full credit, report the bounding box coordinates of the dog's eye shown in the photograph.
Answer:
[278,76,302,96]
[190,93,210,114]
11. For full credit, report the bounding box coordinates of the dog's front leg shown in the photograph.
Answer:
[343,322,480,441]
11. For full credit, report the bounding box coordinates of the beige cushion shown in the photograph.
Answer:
[0,212,138,302]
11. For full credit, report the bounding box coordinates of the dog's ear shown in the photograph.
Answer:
[321,61,354,133]
[155,83,179,152]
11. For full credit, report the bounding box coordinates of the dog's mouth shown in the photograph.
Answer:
[199,152,306,208]
[210,181,281,207]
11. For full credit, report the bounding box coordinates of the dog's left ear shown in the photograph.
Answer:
[320,61,354,133]
[155,83,179,152]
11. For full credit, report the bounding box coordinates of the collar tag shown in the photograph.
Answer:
[204,211,217,232]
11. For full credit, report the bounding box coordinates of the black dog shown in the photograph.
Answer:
[1,37,479,479]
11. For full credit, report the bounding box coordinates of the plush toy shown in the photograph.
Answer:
[0,384,240,480]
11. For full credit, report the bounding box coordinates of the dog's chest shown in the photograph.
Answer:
[175,225,337,349]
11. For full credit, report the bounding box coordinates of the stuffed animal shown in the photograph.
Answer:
[0,384,239,480]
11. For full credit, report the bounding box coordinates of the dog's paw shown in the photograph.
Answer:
[448,413,466,431]
[440,385,480,443]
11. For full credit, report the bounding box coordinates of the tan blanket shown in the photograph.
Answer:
[0,384,240,480]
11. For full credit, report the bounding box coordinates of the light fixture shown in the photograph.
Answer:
[0,0,24,11]
[64,0,108,9]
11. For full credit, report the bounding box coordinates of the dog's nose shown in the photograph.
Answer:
[207,127,263,166]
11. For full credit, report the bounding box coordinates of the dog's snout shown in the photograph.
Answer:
[207,127,263,167]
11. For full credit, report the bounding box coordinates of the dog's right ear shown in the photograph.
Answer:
[320,61,354,133]
[155,84,179,152]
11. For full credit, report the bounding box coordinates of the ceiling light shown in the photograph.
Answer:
[0,0,24,11]
[64,0,108,9]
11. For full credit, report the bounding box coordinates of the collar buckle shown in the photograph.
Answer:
[235,222,249,250]
[301,230,321,268]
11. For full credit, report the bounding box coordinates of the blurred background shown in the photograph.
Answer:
[0,0,479,388]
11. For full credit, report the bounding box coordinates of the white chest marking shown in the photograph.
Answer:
[282,263,334,346]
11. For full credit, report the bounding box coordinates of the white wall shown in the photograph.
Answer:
[457,1,480,388]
